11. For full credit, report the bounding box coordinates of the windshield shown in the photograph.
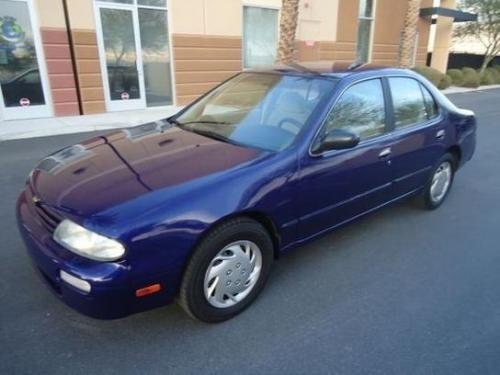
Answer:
[174,72,337,151]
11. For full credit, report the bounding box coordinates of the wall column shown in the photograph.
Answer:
[431,0,456,72]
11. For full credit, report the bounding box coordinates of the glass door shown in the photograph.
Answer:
[0,0,52,120]
[95,2,146,111]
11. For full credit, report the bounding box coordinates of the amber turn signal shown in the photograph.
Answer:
[135,283,161,297]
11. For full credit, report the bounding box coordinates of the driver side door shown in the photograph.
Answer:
[297,78,395,240]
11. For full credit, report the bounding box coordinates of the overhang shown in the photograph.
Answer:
[420,7,478,23]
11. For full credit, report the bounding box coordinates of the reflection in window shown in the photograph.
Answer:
[356,0,375,63]
[0,0,45,107]
[139,8,173,106]
[420,84,439,120]
[323,79,386,140]
[243,6,278,68]
[389,78,428,128]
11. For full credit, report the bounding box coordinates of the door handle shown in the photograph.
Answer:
[436,129,445,140]
[378,147,392,158]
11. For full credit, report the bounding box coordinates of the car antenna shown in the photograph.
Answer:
[348,60,365,71]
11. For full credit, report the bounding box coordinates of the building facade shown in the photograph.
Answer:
[1,0,453,122]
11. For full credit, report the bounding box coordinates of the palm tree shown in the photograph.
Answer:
[277,0,300,63]
[399,0,422,68]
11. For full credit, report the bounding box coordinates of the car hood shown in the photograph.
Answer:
[29,122,264,217]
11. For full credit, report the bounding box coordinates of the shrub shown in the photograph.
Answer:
[447,69,464,86]
[479,68,496,85]
[485,67,500,84]
[461,68,480,88]
[439,74,453,89]
[412,65,446,87]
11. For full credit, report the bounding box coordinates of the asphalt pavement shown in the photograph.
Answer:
[1,89,499,374]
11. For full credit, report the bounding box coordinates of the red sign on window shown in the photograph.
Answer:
[19,97,30,107]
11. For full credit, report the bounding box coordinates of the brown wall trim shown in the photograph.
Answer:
[40,27,79,117]
[173,34,242,105]
[71,29,106,114]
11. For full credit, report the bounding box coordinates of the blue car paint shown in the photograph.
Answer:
[16,68,476,319]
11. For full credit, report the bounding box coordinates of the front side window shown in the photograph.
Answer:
[389,77,428,128]
[175,73,337,151]
[356,0,375,63]
[321,79,386,141]
[243,6,279,68]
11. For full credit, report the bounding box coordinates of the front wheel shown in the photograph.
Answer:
[179,217,274,322]
[420,153,456,209]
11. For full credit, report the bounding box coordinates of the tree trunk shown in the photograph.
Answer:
[277,0,300,64]
[399,0,422,68]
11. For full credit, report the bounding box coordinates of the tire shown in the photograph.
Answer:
[419,153,456,210]
[179,217,274,322]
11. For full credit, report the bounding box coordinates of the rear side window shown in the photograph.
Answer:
[323,78,386,140]
[389,77,428,128]
[420,84,439,120]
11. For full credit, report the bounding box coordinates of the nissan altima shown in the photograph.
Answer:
[16,64,476,322]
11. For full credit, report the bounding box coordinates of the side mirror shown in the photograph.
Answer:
[313,129,360,154]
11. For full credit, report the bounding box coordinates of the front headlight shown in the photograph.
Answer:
[53,219,125,261]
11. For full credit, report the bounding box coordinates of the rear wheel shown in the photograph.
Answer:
[179,217,273,322]
[419,153,456,209]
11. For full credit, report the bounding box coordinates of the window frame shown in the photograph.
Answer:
[384,76,442,132]
[242,4,280,70]
[356,0,377,63]
[310,77,391,157]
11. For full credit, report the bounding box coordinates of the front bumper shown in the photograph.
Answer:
[16,189,173,319]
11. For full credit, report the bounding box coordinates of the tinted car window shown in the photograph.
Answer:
[420,83,439,120]
[322,78,386,140]
[389,77,428,128]
[175,73,337,152]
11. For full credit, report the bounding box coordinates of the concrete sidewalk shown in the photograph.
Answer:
[0,106,181,141]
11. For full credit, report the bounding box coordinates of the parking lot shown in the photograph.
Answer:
[1,88,499,374]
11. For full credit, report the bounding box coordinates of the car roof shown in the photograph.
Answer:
[250,61,409,79]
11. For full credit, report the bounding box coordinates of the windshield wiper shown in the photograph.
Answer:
[189,128,233,144]
[177,120,233,126]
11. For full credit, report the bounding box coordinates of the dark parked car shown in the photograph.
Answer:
[16,64,476,322]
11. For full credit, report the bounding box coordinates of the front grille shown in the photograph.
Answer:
[35,203,62,233]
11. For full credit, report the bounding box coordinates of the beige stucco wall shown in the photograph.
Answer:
[34,0,66,29]
[297,0,338,42]
[431,0,456,72]
[66,0,96,30]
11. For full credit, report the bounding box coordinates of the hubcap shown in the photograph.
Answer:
[204,240,262,308]
[430,161,452,203]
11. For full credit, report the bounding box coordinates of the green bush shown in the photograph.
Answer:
[461,68,480,88]
[412,66,445,87]
[447,69,464,86]
[479,68,496,85]
[485,67,500,84]
[438,74,453,89]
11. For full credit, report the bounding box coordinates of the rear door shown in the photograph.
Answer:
[384,77,446,197]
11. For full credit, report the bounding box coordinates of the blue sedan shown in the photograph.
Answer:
[16,64,476,322]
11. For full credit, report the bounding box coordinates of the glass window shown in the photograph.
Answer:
[0,0,46,107]
[175,73,337,152]
[138,0,166,6]
[420,83,439,120]
[356,0,375,63]
[243,6,278,69]
[389,78,428,128]
[138,8,173,106]
[322,79,386,140]
[100,8,141,101]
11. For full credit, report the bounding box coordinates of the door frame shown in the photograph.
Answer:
[94,1,147,112]
[0,0,53,120]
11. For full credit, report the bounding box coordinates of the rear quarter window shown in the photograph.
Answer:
[389,77,428,128]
